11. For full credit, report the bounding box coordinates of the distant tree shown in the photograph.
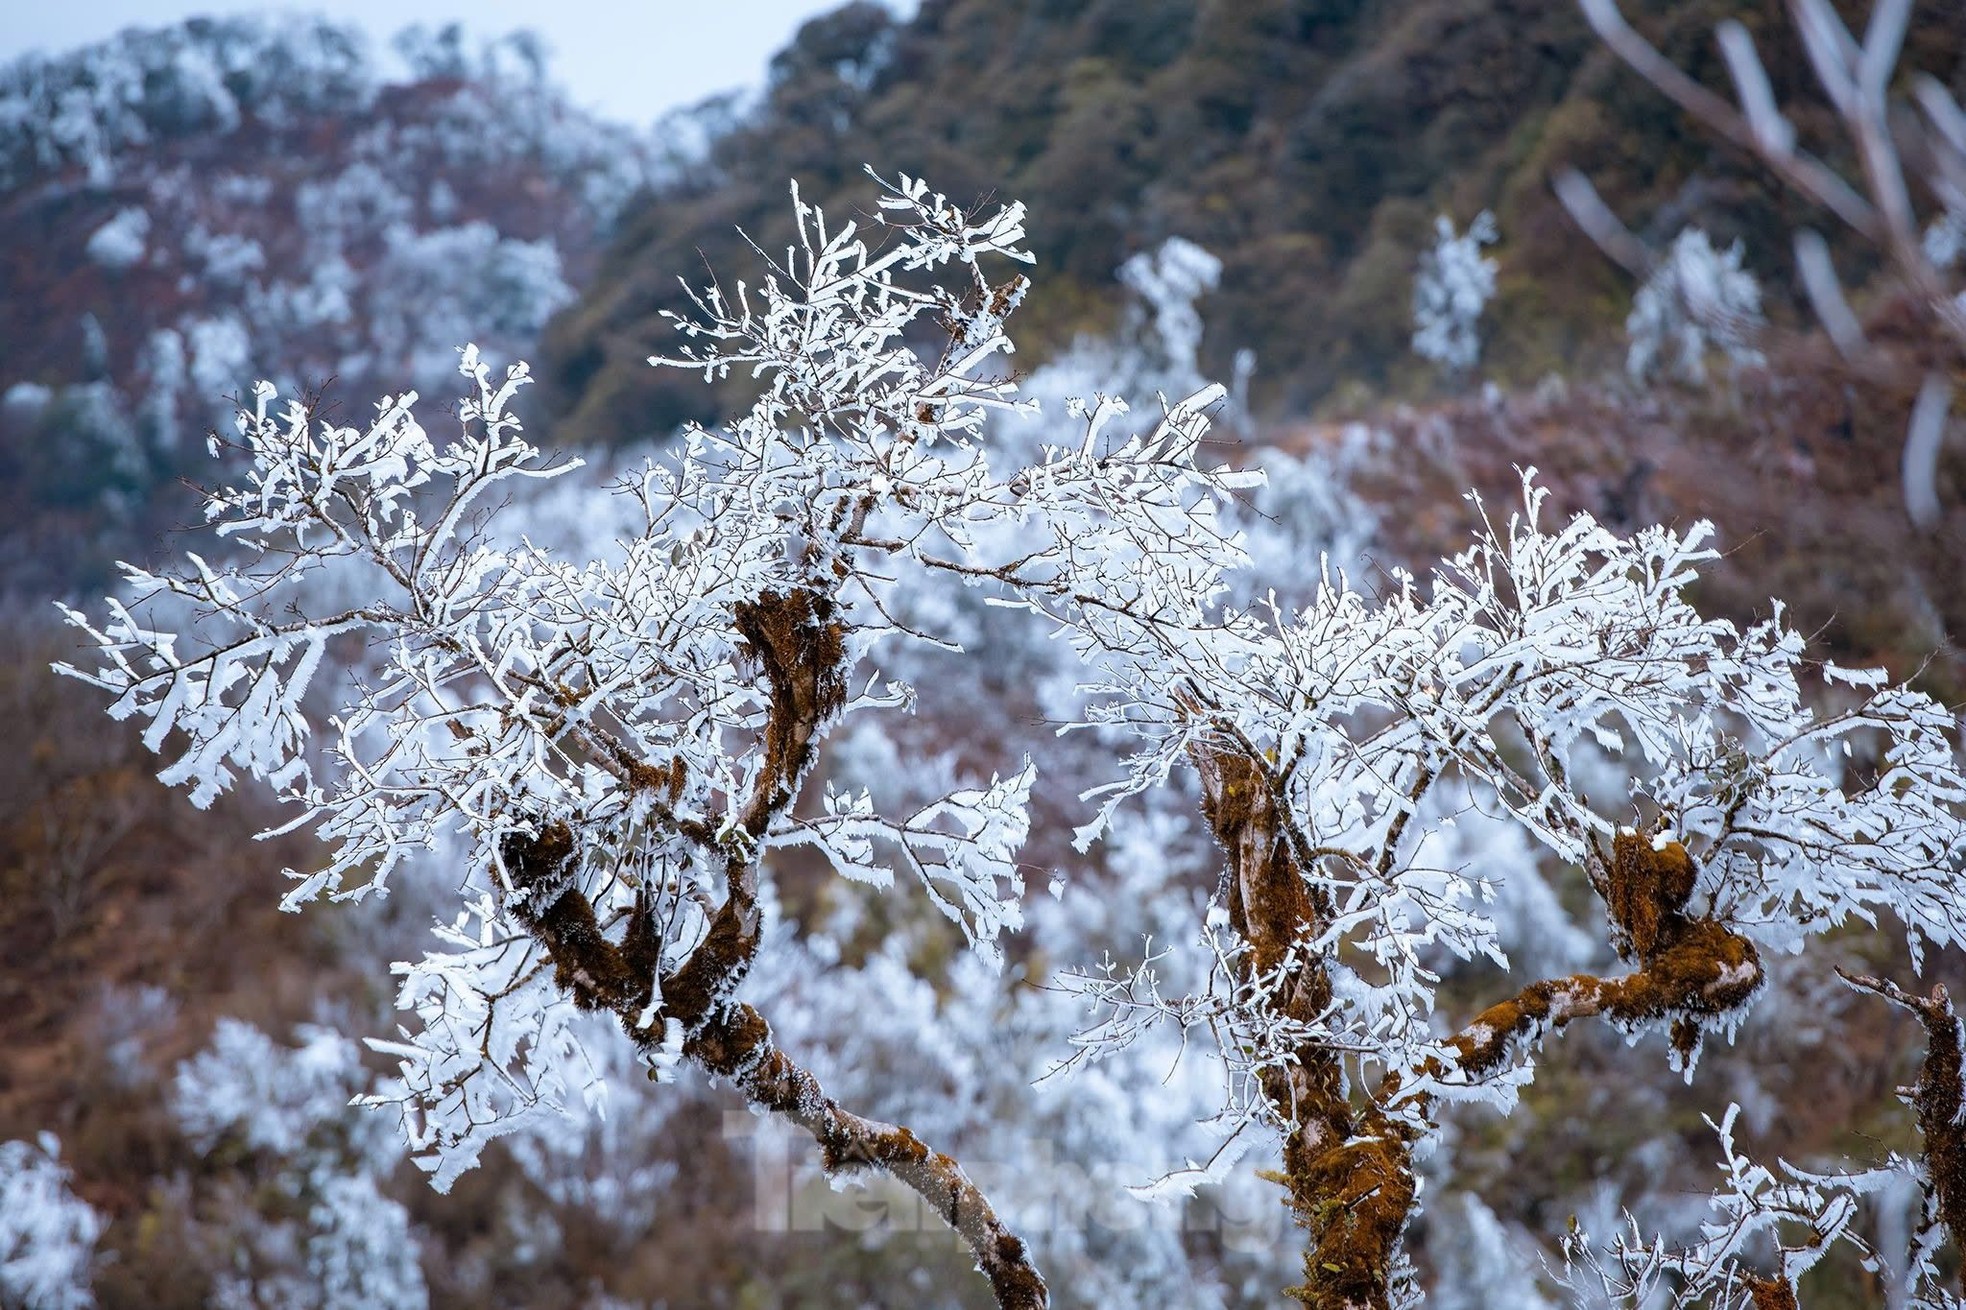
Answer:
[1567,0,1966,527]
[1624,226,1767,384]
[1412,211,1499,377]
[58,172,1966,1309]
[0,1133,101,1310]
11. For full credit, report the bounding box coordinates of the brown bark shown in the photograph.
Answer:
[496,583,1048,1309]
[1445,832,1760,1082]
[501,822,1049,1309]
[1186,731,1768,1308]
[1744,1274,1800,1310]
[1839,970,1966,1294]
[1190,738,1413,1309]
[688,1000,1049,1309]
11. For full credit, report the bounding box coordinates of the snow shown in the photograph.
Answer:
[171,1019,426,1310]
[1413,211,1499,373]
[1626,226,1766,383]
[85,205,150,269]
[0,1134,101,1310]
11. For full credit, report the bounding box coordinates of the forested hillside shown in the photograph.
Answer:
[0,16,654,593]
[539,0,1965,441]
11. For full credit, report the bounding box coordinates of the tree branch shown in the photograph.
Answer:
[1186,735,1411,1310]
[495,576,1049,1309]
[686,1000,1049,1310]
[1838,967,1966,1291]
[1447,833,1761,1079]
[1578,0,1880,237]
[501,822,1050,1309]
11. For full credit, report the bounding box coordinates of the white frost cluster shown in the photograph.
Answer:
[1412,211,1499,373]
[1426,1193,1556,1310]
[174,1018,389,1162]
[173,1020,426,1310]
[1116,235,1221,390]
[1559,1103,1961,1309]
[0,1134,102,1310]
[84,206,150,270]
[1626,226,1766,383]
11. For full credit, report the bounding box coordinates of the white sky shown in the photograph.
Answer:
[0,2,885,128]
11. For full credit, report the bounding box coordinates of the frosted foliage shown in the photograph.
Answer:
[1412,212,1498,372]
[368,222,572,389]
[85,206,150,269]
[1018,235,1225,422]
[504,1011,681,1232]
[2,15,656,503]
[0,16,373,187]
[1560,1103,1963,1309]
[1225,434,1378,610]
[59,172,1275,1196]
[206,1172,427,1310]
[1055,468,1966,1148]
[747,881,1297,1306]
[173,1018,390,1165]
[57,164,1966,1299]
[174,1021,426,1310]
[1116,236,1221,388]
[1626,227,1766,383]
[0,1135,101,1310]
[0,17,649,215]
[291,1172,427,1310]
[184,315,252,399]
[185,226,266,285]
[1407,777,1597,980]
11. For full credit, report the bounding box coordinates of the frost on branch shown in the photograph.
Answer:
[55,168,1287,1310]
[1047,469,1966,1306]
[1557,1102,1958,1310]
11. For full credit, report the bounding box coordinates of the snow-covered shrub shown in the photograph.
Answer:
[0,1134,102,1310]
[173,1020,425,1310]
[1116,235,1220,391]
[1625,226,1766,384]
[1412,211,1498,374]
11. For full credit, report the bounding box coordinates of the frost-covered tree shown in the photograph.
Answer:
[1571,0,1966,527]
[1625,227,1766,384]
[0,1133,102,1310]
[1047,465,1966,1306]
[59,170,1247,1309]
[172,1020,427,1310]
[1412,212,1499,375]
[56,171,1966,1310]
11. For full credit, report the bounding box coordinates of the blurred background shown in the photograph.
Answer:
[0,2,1962,1306]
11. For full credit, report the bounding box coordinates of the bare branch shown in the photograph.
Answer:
[1578,0,1879,235]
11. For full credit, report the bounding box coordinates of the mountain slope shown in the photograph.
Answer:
[540,0,1966,447]
[0,17,654,593]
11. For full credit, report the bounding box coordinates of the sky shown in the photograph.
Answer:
[0,1,885,128]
